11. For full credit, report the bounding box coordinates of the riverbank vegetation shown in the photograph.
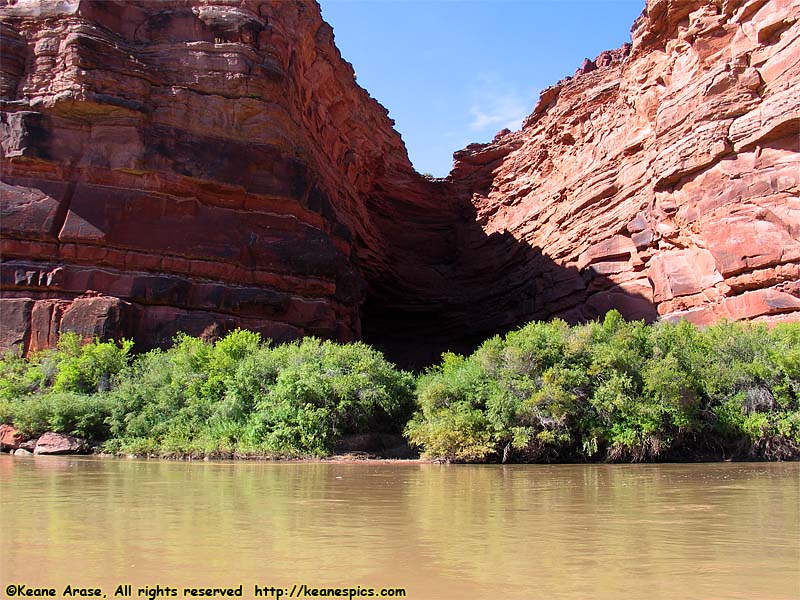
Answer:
[406,313,799,462]
[0,331,415,457]
[1,312,798,461]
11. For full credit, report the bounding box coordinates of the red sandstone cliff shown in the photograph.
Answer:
[1,0,798,365]
[0,0,457,355]
[453,0,800,331]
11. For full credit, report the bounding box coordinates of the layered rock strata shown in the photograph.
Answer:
[0,0,457,354]
[1,0,798,366]
[459,0,800,330]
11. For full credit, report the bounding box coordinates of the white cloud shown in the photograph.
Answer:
[469,95,528,131]
[467,74,534,134]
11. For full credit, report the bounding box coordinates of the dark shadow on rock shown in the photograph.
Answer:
[359,178,658,371]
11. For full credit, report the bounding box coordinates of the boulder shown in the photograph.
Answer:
[33,432,87,455]
[18,439,37,452]
[0,424,24,451]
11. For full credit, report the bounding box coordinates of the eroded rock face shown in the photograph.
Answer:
[461,0,800,329]
[1,0,798,366]
[0,0,446,353]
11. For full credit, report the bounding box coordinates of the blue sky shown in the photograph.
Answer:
[319,0,645,177]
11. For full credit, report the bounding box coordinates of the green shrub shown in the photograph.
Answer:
[51,333,134,393]
[107,331,414,457]
[1,316,797,462]
[2,392,112,440]
[407,312,800,462]
[406,404,494,461]
[0,348,56,400]
[243,338,415,455]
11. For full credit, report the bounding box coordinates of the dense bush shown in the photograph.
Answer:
[1,316,798,461]
[105,331,415,456]
[0,330,414,457]
[0,333,133,400]
[406,313,800,462]
[0,333,131,442]
[0,392,113,440]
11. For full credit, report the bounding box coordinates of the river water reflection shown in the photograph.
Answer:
[1,456,797,599]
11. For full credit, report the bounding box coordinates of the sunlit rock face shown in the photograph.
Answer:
[458,0,800,332]
[1,0,798,366]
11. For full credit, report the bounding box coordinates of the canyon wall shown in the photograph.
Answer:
[0,0,458,356]
[1,0,798,365]
[454,0,800,331]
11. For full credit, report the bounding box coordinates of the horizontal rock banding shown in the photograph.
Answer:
[460,0,800,331]
[1,0,798,365]
[0,0,412,352]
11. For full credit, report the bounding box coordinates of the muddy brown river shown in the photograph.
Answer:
[1,456,797,599]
